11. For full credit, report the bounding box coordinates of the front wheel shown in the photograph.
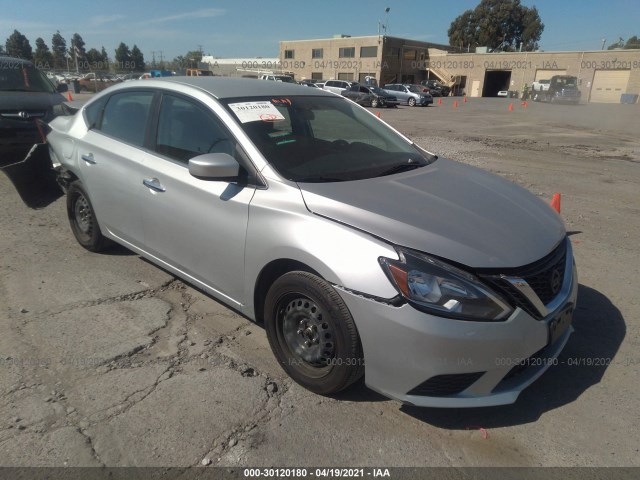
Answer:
[67,181,110,252]
[370,98,379,108]
[408,97,417,107]
[264,271,364,395]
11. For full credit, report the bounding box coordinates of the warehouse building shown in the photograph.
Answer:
[278,35,640,103]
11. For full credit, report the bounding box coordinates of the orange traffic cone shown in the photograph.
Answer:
[67,92,73,101]
[463,96,467,103]
[521,101,528,108]
[438,98,442,105]
[508,103,513,112]
[550,193,561,213]
[453,100,459,108]
[376,111,381,118]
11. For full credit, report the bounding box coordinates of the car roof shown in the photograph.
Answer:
[153,76,334,99]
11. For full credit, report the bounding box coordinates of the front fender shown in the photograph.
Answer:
[244,180,399,317]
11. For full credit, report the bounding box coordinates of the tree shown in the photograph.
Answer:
[51,31,67,70]
[625,36,640,49]
[115,42,132,71]
[85,48,102,68]
[448,0,544,52]
[184,50,203,67]
[71,33,87,69]
[100,46,109,64]
[610,36,640,50]
[33,37,54,69]
[5,30,33,60]
[130,45,145,71]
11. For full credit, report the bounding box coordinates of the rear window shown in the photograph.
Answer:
[0,61,55,94]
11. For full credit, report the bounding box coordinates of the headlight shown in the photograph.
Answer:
[379,248,513,321]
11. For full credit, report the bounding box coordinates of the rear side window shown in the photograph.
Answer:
[83,96,108,129]
[99,91,154,147]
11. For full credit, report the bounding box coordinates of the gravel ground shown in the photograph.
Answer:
[0,96,638,469]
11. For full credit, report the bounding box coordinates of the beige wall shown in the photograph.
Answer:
[427,50,640,101]
[278,36,453,84]
[278,36,640,102]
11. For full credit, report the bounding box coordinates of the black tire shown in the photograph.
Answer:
[408,97,417,107]
[66,181,109,252]
[264,271,364,395]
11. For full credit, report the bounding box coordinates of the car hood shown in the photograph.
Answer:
[297,158,566,269]
[0,91,66,110]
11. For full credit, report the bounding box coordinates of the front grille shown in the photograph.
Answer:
[407,372,485,397]
[479,239,568,318]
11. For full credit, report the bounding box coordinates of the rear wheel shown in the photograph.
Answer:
[408,97,417,107]
[67,181,109,252]
[264,271,364,395]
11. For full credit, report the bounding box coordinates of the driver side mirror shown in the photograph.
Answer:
[188,153,240,180]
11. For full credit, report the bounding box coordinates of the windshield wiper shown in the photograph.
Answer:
[377,160,424,177]
[296,176,346,183]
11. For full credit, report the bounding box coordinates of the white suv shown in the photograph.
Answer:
[323,80,356,95]
[259,74,295,83]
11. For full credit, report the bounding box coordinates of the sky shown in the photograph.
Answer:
[1,0,639,61]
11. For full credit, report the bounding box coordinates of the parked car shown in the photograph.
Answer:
[531,79,551,92]
[47,78,577,408]
[323,79,357,95]
[383,84,433,106]
[259,74,295,83]
[341,84,398,108]
[186,68,214,77]
[0,56,69,165]
[78,72,118,92]
[532,75,581,104]
[421,79,450,97]
[315,82,325,89]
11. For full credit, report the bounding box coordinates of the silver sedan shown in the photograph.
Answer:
[47,78,577,407]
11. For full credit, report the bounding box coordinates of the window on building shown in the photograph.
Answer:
[284,50,295,59]
[311,72,323,80]
[385,47,400,57]
[339,47,355,58]
[358,73,376,84]
[337,73,354,81]
[312,48,323,59]
[403,49,417,61]
[360,46,378,58]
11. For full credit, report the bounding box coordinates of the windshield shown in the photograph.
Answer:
[275,76,295,83]
[406,85,423,93]
[553,77,578,88]
[370,87,387,95]
[222,95,435,182]
[0,62,56,93]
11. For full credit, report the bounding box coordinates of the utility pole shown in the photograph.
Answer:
[158,51,164,65]
[150,50,157,68]
[601,38,607,50]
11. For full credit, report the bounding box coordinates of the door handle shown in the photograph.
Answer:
[81,153,96,164]
[143,178,166,193]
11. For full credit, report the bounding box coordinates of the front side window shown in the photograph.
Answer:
[99,91,154,146]
[155,94,234,163]
[222,96,434,183]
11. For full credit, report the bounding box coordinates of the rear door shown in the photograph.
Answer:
[76,90,155,246]
[139,92,255,305]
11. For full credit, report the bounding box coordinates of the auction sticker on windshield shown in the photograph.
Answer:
[228,101,285,123]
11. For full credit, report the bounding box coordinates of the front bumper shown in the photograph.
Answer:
[337,246,578,407]
[417,96,433,106]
